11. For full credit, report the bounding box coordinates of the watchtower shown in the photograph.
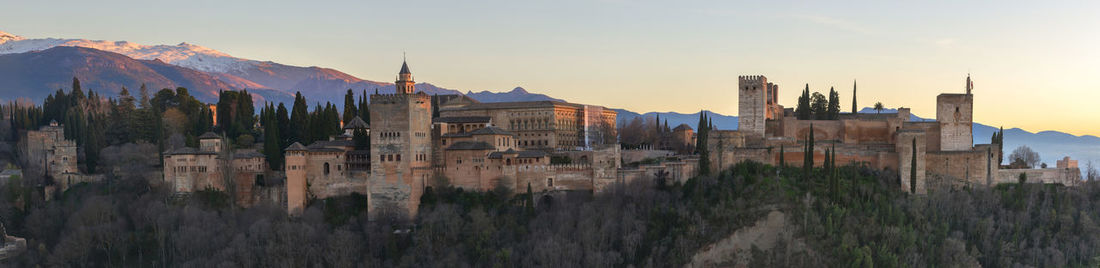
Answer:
[738,75,768,138]
[369,60,433,219]
[284,142,308,215]
[937,75,974,151]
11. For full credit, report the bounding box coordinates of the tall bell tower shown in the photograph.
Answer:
[396,59,415,94]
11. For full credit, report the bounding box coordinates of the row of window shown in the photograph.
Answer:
[173,166,211,173]
[520,140,548,147]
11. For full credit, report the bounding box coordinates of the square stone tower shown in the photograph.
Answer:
[368,60,433,219]
[738,75,768,138]
[936,93,973,151]
[284,142,308,215]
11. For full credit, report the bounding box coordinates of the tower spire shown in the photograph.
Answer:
[966,73,973,95]
[396,56,414,94]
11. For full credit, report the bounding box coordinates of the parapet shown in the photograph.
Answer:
[370,92,430,104]
[738,75,768,85]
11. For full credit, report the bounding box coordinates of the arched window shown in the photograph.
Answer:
[324,163,330,175]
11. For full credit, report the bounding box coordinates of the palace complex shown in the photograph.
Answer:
[158,60,1081,219]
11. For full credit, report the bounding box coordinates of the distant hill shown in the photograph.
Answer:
[466,87,564,103]
[0,31,542,106]
[0,46,240,102]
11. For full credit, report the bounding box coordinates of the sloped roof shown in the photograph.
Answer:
[441,132,473,138]
[673,124,693,131]
[343,116,369,129]
[488,149,547,159]
[234,151,266,159]
[285,142,307,151]
[469,126,514,136]
[166,147,216,155]
[198,132,220,139]
[433,116,491,124]
[399,61,411,74]
[308,140,354,149]
[445,141,495,151]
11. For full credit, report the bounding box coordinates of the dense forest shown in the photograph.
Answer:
[3,157,1100,266]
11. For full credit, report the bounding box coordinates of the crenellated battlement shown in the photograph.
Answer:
[738,75,768,86]
[370,92,430,104]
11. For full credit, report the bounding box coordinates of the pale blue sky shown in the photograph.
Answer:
[4,0,1100,135]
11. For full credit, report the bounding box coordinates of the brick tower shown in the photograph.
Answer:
[937,75,974,151]
[368,60,433,219]
[738,75,768,138]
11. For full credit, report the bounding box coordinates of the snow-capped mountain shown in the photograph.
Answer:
[0,30,472,104]
[0,30,581,106]
[0,31,251,73]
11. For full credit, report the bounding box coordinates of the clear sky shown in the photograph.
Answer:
[4,0,1100,136]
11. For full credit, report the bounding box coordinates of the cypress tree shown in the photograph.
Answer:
[779,145,785,168]
[796,84,812,120]
[236,90,255,138]
[263,109,283,170]
[695,111,706,153]
[804,124,815,177]
[277,103,290,148]
[851,80,858,114]
[359,90,370,124]
[290,92,310,144]
[697,111,711,175]
[827,87,840,120]
[911,138,917,193]
[343,89,357,123]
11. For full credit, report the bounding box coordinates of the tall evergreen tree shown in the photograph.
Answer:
[359,90,370,124]
[236,90,255,138]
[134,83,158,143]
[910,138,917,193]
[343,89,357,124]
[71,77,81,95]
[804,124,815,177]
[827,87,840,120]
[778,145,785,168]
[277,103,290,148]
[216,90,238,136]
[851,80,858,114]
[289,92,310,144]
[263,105,283,170]
[697,112,711,175]
[796,84,812,120]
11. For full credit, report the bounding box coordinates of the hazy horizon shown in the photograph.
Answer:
[4,0,1098,136]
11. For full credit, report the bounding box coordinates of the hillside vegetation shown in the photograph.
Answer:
[2,162,1099,267]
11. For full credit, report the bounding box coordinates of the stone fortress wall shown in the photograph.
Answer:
[709,74,1080,193]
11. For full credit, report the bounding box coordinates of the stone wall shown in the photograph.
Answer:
[621,149,674,165]
[997,168,1081,186]
[897,130,927,194]
[617,158,698,187]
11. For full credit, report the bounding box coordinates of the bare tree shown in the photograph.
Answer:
[1087,160,1098,182]
[1008,145,1041,169]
